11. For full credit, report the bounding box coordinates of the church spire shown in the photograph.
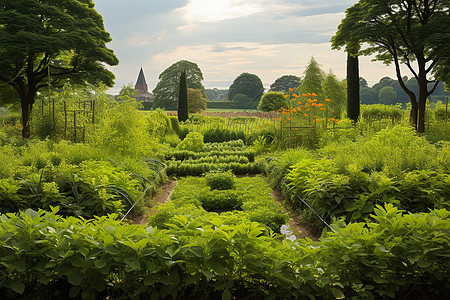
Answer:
[135,67,148,93]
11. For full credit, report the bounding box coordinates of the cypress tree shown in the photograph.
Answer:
[347,53,360,123]
[178,70,189,122]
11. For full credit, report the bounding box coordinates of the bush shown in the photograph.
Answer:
[205,170,236,190]
[177,132,204,152]
[200,189,243,211]
[258,91,287,112]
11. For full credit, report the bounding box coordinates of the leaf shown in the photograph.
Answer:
[67,273,82,286]
[10,279,25,295]
[331,287,345,299]
[94,260,107,269]
[69,286,80,297]
[417,259,432,268]
[222,288,232,300]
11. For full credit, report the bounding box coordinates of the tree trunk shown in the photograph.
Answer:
[417,75,428,133]
[410,101,418,130]
[19,84,37,138]
[346,53,360,123]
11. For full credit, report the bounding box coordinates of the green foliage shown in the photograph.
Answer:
[228,73,264,109]
[0,0,118,138]
[361,104,404,124]
[177,132,204,152]
[150,176,287,232]
[152,60,205,110]
[178,70,189,122]
[323,71,346,118]
[269,75,301,92]
[205,170,236,190]
[187,88,207,113]
[378,86,397,105]
[299,57,325,96]
[257,91,286,112]
[95,99,153,157]
[318,204,450,299]
[1,205,447,299]
[200,189,243,211]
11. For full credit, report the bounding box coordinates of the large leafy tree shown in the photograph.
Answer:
[269,75,301,92]
[177,70,188,122]
[153,60,205,110]
[228,73,264,109]
[0,0,118,138]
[332,0,450,132]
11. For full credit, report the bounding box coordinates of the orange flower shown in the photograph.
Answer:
[325,98,332,102]
[329,117,335,122]
[319,107,325,110]
[306,108,311,111]
[312,103,317,107]
[316,119,321,122]
[311,93,317,97]
[266,123,270,125]
[303,113,308,117]
[302,93,307,97]
[292,93,298,97]
[291,108,297,112]
[288,117,292,120]
[297,101,301,105]
[313,115,318,118]
[307,98,312,103]
[284,95,290,98]
[297,107,302,111]
[289,88,294,91]
[317,103,324,107]
[307,92,311,96]
[294,128,298,131]
[312,99,318,103]
[282,111,288,114]
[335,119,340,122]
[284,120,287,123]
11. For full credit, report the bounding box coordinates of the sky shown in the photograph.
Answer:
[94,0,404,94]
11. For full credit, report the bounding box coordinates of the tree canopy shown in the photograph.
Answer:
[269,75,301,92]
[298,57,325,96]
[332,0,450,132]
[152,60,205,110]
[228,73,264,109]
[0,0,118,138]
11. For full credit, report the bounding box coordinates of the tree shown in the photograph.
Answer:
[378,86,397,105]
[269,75,301,92]
[117,83,137,101]
[231,94,254,109]
[360,77,368,88]
[177,70,188,122]
[299,57,325,96]
[347,53,360,123]
[228,73,264,109]
[0,0,118,138]
[187,88,207,113]
[323,71,347,118]
[360,87,378,104]
[153,60,205,110]
[332,0,450,132]
[258,91,286,112]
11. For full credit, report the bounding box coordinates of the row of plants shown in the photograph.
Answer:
[0,204,448,299]
[165,134,260,176]
[262,126,449,226]
[149,174,288,232]
[0,139,166,217]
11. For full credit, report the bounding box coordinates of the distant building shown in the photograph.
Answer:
[134,67,153,103]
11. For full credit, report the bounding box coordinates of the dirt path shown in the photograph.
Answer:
[133,178,320,240]
[131,180,177,225]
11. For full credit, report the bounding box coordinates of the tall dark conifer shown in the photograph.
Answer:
[347,53,360,123]
[177,70,188,122]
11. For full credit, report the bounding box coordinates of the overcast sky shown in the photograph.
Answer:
[94,0,403,94]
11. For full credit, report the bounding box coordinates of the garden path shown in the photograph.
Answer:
[134,178,320,241]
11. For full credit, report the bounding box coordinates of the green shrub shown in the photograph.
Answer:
[177,132,204,152]
[200,189,243,211]
[205,170,236,190]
